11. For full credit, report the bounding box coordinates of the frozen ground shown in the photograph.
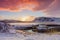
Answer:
[0,33,60,40]
[0,22,60,40]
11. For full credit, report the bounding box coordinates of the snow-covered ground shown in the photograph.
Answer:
[0,22,60,40]
[0,33,60,40]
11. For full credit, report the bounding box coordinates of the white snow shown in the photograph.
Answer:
[0,33,60,40]
[0,22,60,40]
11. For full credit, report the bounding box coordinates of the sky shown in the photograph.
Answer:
[0,10,47,19]
[0,0,60,19]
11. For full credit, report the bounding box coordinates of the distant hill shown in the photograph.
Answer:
[0,20,21,23]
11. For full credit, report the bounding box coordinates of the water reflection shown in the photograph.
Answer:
[8,23,60,33]
[9,23,39,25]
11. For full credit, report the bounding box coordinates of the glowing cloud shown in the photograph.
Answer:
[0,0,55,11]
[0,0,60,17]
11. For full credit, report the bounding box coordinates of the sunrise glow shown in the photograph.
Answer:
[19,16,35,21]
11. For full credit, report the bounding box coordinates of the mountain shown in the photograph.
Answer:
[34,17,60,22]
[0,17,60,23]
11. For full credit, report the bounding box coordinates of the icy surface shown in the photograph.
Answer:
[0,33,60,40]
[0,22,60,40]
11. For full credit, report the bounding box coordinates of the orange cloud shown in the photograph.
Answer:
[0,0,55,11]
[0,0,60,17]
